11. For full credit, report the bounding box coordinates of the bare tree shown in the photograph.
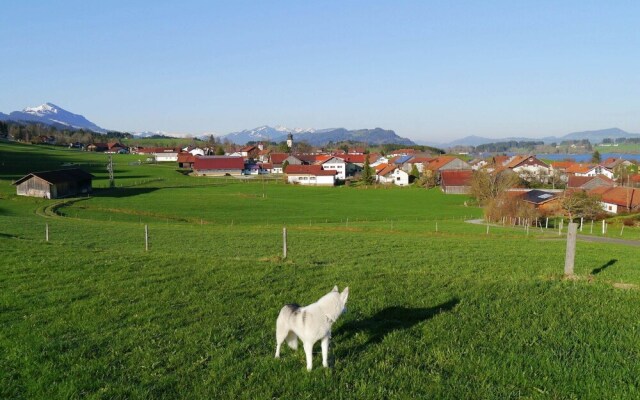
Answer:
[561,190,603,221]
[470,169,520,205]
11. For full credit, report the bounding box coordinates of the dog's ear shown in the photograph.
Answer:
[332,285,339,292]
[340,287,349,303]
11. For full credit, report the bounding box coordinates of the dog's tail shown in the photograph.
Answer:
[285,331,298,350]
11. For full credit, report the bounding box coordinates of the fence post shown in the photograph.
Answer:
[283,227,287,259]
[145,225,149,251]
[45,223,49,242]
[602,220,605,235]
[564,222,578,277]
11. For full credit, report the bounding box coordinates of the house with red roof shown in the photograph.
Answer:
[375,164,410,186]
[425,156,470,173]
[504,155,550,181]
[284,164,336,186]
[589,186,640,214]
[317,156,346,180]
[440,170,473,194]
[192,156,245,176]
[177,152,197,169]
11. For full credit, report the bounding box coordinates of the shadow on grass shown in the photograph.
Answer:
[92,187,159,198]
[591,259,617,275]
[335,298,459,357]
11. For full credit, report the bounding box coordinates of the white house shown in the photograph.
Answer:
[284,165,337,186]
[318,156,347,180]
[376,164,410,186]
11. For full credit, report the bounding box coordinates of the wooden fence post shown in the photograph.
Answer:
[564,222,578,277]
[283,227,287,259]
[145,224,149,251]
[46,223,49,242]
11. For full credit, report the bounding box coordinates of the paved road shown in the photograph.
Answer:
[466,219,640,247]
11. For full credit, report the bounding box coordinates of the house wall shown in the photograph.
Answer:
[155,153,179,162]
[287,174,335,186]
[440,159,471,170]
[442,185,470,194]
[16,176,52,198]
[193,168,243,176]
[600,201,618,214]
[322,159,346,179]
[392,170,410,186]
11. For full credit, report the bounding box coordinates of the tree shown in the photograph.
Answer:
[360,155,374,185]
[409,164,420,182]
[282,160,289,173]
[215,146,225,155]
[470,169,520,205]
[591,150,601,164]
[561,190,603,221]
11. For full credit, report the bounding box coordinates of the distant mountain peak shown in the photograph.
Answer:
[6,102,107,133]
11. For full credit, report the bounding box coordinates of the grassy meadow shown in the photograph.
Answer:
[1,141,640,399]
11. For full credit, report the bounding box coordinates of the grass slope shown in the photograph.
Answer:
[1,141,640,399]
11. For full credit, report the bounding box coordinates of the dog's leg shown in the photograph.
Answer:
[303,341,314,371]
[321,335,329,368]
[275,326,286,358]
[275,341,281,358]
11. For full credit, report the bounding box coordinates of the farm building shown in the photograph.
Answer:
[440,170,473,194]
[284,165,336,186]
[192,156,245,176]
[13,168,94,199]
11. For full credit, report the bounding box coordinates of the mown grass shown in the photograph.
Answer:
[2,141,640,399]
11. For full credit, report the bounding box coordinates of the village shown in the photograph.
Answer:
[14,133,640,222]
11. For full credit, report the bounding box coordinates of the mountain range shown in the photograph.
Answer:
[219,125,415,146]
[2,103,639,148]
[0,103,107,133]
[422,128,640,148]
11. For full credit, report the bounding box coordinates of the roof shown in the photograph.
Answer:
[550,161,576,170]
[193,156,244,170]
[426,156,457,171]
[393,155,414,165]
[376,164,397,176]
[240,145,257,152]
[269,153,290,164]
[337,154,368,163]
[567,174,614,189]
[440,170,473,187]
[505,155,548,169]
[14,168,94,185]
[177,152,197,163]
[566,163,595,174]
[137,147,180,154]
[285,165,337,176]
[522,189,558,205]
[589,187,640,208]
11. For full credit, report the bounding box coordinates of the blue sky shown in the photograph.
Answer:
[1,1,638,142]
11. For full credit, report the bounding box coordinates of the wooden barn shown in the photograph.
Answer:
[13,168,94,199]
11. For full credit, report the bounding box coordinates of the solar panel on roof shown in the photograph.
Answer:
[538,194,553,199]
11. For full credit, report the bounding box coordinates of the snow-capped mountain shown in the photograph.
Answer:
[220,125,415,146]
[5,103,107,133]
[222,125,316,144]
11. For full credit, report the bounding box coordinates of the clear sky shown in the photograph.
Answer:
[1,1,638,142]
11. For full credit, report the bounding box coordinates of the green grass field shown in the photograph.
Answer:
[2,141,640,399]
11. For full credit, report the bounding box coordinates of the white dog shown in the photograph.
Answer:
[275,286,349,371]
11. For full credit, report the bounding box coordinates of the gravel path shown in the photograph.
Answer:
[466,219,640,247]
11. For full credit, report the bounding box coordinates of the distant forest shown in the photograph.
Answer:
[474,141,544,153]
[0,120,132,145]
